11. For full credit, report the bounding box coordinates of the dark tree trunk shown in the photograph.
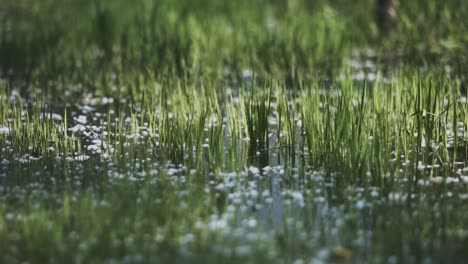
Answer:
[376,0,396,33]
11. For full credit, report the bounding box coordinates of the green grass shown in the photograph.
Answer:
[1,0,468,263]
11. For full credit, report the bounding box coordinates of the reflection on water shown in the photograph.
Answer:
[1,84,467,263]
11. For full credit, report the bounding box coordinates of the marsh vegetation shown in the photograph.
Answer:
[0,0,467,263]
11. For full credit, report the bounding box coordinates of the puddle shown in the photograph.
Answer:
[1,80,467,263]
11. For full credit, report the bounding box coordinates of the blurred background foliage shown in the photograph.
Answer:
[0,0,467,84]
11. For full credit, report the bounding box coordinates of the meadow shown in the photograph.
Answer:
[0,0,467,263]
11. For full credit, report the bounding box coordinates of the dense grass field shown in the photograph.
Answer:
[1,0,467,263]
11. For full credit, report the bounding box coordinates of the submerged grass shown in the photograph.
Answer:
[2,71,467,263]
[1,0,468,263]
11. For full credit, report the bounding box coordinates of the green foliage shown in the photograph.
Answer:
[2,0,466,86]
[0,1,468,263]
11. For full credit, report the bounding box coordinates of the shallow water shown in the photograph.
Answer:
[1,88,467,263]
